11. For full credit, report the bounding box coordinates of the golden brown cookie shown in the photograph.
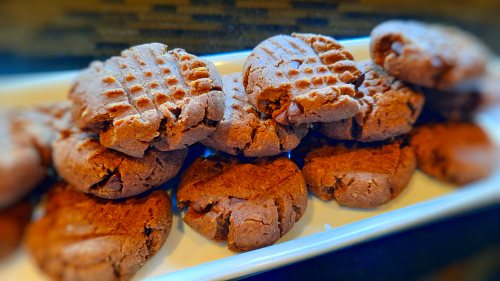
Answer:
[319,60,424,142]
[177,156,308,252]
[410,122,498,185]
[53,130,187,199]
[70,43,225,158]
[0,200,32,259]
[201,73,308,157]
[302,140,416,208]
[243,33,361,125]
[0,103,69,209]
[25,183,173,281]
[416,88,481,124]
[370,20,491,92]
[0,110,46,209]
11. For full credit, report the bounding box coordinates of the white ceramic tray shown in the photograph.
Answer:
[0,38,499,281]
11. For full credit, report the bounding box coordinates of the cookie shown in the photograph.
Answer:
[302,140,416,208]
[177,156,307,252]
[70,43,225,158]
[53,128,187,199]
[243,33,361,125]
[319,60,424,142]
[416,88,481,124]
[20,102,73,165]
[25,183,173,281]
[370,20,491,92]
[201,73,308,157]
[0,200,32,259]
[0,104,68,209]
[410,122,498,185]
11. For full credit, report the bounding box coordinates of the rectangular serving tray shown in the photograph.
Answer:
[0,38,499,281]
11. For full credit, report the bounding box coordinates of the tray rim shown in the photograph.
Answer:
[149,175,500,281]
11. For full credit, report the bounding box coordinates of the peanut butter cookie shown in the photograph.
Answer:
[177,156,307,252]
[410,122,497,185]
[303,140,416,208]
[243,33,361,125]
[26,183,173,281]
[0,103,69,209]
[202,73,308,157]
[70,44,225,157]
[370,20,491,92]
[319,60,424,142]
[0,200,31,258]
[53,129,187,199]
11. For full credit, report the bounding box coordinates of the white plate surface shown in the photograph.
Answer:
[0,38,499,281]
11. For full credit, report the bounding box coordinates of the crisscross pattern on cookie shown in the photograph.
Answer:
[243,33,361,125]
[320,61,424,142]
[202,73,308,157]
[70,43,224,157]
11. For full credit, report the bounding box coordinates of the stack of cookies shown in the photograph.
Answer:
[0,19,498,281]
[24,44,226,280]
[0,103,68,259]
[369,20,498,186]
[178,71,309,252]
[231,32,425,208]
[300,20,498,207]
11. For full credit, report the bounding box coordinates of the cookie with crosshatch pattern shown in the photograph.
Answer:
[243,33,362,125]
[49,104,187,200]
[70,43,225,158]
[319,60,425,142]
[53,129,187,200]
[201,73,308,157]
[177,155,308,252]
[0,103,69,209]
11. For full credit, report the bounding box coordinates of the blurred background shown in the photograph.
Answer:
[0,0,500,74]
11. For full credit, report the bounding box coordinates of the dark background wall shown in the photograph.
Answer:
[0,0,499,74]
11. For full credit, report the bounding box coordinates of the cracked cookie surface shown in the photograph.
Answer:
[25,183,173,281]
[410,122,498,185]
[319,60,424,142]
[0,103,69,209]
[53,126,187,200]
[177,155,307,252]
[370,20,491,92]
[243,33,361,125]
[70,43,225,158]
[201,73,308,157]
[302,140,416,208]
